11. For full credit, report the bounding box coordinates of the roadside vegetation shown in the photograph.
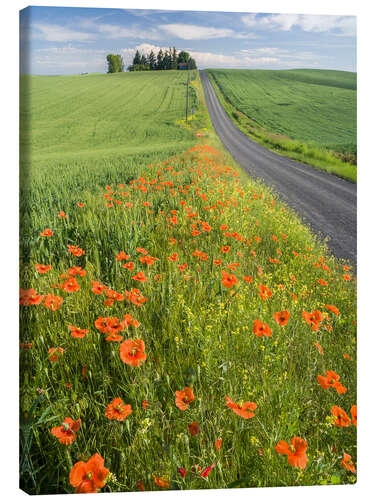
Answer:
[207,69,357,182]
[20,69,356,494]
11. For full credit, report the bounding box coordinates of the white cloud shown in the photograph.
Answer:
[95,23,162,41]
[242,13,356,36]
[33,46,108,72]
[159,23,257,40]
[188,50,279,68]
[33,23,95,42]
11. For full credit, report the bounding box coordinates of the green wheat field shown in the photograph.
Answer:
[20,70,357,494]
[207,69,357,180]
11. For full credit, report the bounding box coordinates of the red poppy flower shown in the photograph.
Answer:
[61,277,80,293]
[177,467,187,477]
[325,304,340,316]
[215,438,222,450]
[123,261,135,270]
[259,284,272,300]
[200,463,215,478]
[331,406,351,427]
[105,398,132,421]
[131,271,147,283]
[125,288,147,307]
[175,387,195,411]
[192,250,208,261]
[51,417,81,445]
[168,253,179,262]
[20,288,45,306]
[350,405,357,427]
[153,475,170,489]
[302,310,323,331]
[67,244,85,257]
[40,229,53,237]
[139,255,159,266]
[48,347,64,362]
[225,396,257,419]
[69,325,88,339]
[95,316,123,337]
[201,222,212,232]
[317,370,347,394]
[77,202,84,208]
[227,262,240,271]
[69,453,110,493]
[122,314,140,329]
[116,251,130,261]
[20,342,33,350]
[314,342,324,355]
[275,437,308,469]
[242,275,253,283]
[136,247,148,255]
[341,453,356,473]
[142,400,150,410]
[253,319,272,338]
[167,215,177,225]
[188,422,200,436]
[273,310,290,326]
[221,270,238,288]
[58,211,68,218]
[137,481,145,491]
[44,294,64,311]
[213,259,223,266]
[35,264,51,274]
[119,338,147,366]
[68,266,86,276]
[91,281,108,294]
[221,245,230,253]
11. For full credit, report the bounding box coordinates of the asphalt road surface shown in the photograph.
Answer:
[200,70,357,266]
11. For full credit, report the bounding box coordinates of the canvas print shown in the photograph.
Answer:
[19,5,357,495]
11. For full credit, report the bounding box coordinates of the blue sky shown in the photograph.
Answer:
[19,6,356,75]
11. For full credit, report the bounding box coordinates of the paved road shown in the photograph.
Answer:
[200,70,357,265]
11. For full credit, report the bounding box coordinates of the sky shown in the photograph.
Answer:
[19,6,356,75]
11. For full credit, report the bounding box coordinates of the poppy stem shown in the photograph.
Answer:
[65,448,73,469]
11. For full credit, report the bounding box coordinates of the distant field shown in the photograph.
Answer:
[207,69,356,153]
[20,71,197,168]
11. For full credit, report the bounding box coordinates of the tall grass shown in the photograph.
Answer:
[20,71,356,494]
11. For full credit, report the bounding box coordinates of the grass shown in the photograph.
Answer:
[206,69,357,182]
[20,70,356,494]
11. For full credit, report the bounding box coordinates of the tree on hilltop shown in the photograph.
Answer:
[106,54,124,73]
[124,47,197,72]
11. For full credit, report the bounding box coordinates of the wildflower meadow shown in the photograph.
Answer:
[19,69,356,494]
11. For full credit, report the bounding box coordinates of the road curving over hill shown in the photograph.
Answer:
[200,70,357,266]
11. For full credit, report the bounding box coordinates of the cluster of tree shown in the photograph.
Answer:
[127,48,197,72]
[106,54,125,73]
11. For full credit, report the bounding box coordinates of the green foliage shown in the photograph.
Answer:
[106,54,124,74]
[129,47,196,72]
